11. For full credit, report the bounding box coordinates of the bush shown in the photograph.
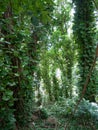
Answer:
[49,97,77,117]
[75,99,98,122]
[40,108,49,119]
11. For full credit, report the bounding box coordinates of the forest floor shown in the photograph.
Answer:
[31,104,98,130]
[32,116,97,130]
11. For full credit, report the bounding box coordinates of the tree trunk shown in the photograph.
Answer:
[73,0,97,101]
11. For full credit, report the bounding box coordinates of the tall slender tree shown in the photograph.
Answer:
[73,0,97,101]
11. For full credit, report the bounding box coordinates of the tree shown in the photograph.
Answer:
[73,0,97,101]
[0,0,54,129]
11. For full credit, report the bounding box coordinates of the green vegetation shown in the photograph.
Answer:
[0,0,98,130]
[73,0,97,102]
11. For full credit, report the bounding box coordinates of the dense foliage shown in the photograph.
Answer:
[0,0,54,129]
[73,0,97,101]
[0,0,98,130]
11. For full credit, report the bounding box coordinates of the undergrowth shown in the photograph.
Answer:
[34,97,98,130]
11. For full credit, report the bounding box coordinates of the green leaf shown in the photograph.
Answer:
[2,90,13,101]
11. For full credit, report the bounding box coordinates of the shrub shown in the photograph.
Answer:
[75,99,98,123]
[49,97,77,117]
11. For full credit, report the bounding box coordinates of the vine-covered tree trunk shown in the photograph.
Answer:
[52,68,59,101]
[41,57,53,102]
[0,3,23,129]
[73,0,97,101]
[28,31,39,76]
[1,3,34,130]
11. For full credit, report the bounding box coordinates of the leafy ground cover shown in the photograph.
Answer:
[31,98,98,130]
